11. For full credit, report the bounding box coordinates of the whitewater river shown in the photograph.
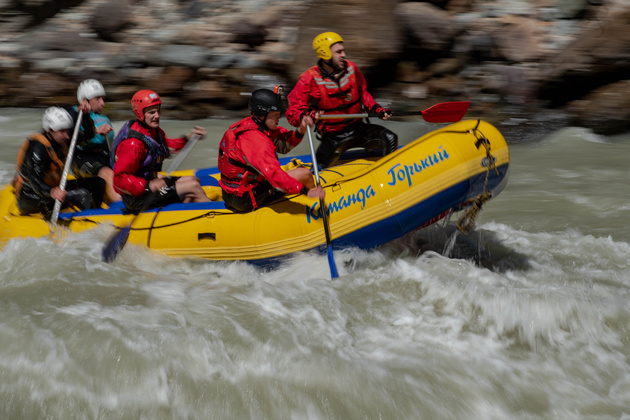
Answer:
[1,107,629,419]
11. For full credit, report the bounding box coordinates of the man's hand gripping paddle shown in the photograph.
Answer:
[101,135,200,263]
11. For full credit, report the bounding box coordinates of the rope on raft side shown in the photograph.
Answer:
[65,123,503,235]
[457,122,500,235]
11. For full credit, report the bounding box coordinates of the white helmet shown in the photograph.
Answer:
[42,107,73,132]
[77,79,106,102]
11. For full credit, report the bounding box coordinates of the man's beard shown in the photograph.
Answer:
[326,59,347,78]
[333,59,347,71]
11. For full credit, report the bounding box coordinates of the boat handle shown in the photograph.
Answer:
[198,233,216,241]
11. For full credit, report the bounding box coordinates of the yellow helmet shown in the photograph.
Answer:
[312,32,344,60]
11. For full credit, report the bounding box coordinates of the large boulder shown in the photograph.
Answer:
[288,0,404,86]
[556,0,591,19]
[395,2,459,52]
[537,6,630,105]
[15,21,110,62]
[90,0,132,42]
[153,44,215,69]
[8,72,76,106]
[566,79,630,135]
[9,0,84,26]
[492,16,549,63]
[228,20,268,49]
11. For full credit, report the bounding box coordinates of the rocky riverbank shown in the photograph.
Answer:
[1,0,629,136]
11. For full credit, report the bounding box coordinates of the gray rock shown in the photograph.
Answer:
[289,0,404,83]
[492,16,548,62]
[538,6,630,106]
[90,0,132,41]
[18,24,105,54]
[31,57,79,72]
[2,0,630,134]
[395,2,459,51]
[229,19,268,49]
[567,79,630,135]
[154,44,215,69]
[556,0,590,19]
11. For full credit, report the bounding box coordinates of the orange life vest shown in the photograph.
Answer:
[13,133,66,198]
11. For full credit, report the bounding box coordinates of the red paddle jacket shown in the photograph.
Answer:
[286,60,380,134]
[218,117,304,201]
[113,122,186,196]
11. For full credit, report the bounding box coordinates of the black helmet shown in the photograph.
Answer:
[249,89,284,119]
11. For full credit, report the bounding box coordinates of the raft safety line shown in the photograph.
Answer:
[53,122,500,236]
[456,120,499,234]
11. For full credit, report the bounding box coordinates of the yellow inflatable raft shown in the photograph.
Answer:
[0,119,509,262]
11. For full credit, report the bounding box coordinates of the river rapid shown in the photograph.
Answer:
[1,108,629,419]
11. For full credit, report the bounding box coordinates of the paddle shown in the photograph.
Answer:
[305,126,339,279]
[100,192,151,263]
[166,134,200,173]
[318,101,471,123]
[101,134,200,263]
[50,110,83,225]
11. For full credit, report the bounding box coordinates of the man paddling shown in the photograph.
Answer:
[13,106,105,217]
[111,90,210,214]
[286,31,398,168]
[72,79,121,203]
[218,88,324,212]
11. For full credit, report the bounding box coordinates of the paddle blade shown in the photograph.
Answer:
[420,101,470,123]
[327,245,339,279]
[101,226,131,263]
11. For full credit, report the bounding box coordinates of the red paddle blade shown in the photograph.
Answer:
[421,101,470,123]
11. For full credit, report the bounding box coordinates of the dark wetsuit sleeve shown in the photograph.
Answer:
[21,141,54,199]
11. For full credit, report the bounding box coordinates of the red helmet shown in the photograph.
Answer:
[131,90,161,121]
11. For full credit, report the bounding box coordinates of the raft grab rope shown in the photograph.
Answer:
[456,121,499,234]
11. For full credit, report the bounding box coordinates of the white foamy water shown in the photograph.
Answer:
[1,108,630,418]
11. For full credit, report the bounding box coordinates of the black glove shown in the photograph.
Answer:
[302,109,319,122]
[372,105,392,118]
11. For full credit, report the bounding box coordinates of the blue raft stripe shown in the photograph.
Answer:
[249,163,509,266]
[59,163,507,231]
[194,168,221,187]
[331,164,509,250]
[58,194,227,220]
